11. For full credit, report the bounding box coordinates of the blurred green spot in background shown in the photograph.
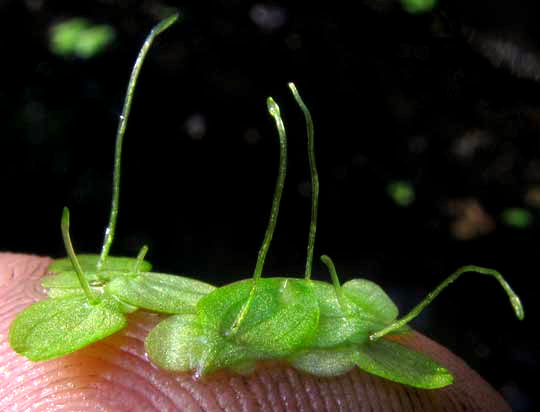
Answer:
[387,180,415,207]
[501,208,533,229]
[50,18,115,59]
[401,0,437,14]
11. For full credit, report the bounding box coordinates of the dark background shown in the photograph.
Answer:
[1,0,537,410]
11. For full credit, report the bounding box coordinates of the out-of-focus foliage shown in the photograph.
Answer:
[501,208,533,229]
[49,18,115,59]
[386,180,415,207]
[401,0,437,14]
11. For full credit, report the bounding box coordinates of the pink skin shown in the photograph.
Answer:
[0,253,510,411]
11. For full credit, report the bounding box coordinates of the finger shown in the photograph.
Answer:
[0,253,511,411]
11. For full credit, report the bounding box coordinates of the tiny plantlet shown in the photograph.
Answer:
[9,13,215,361]
[9,14,524,390]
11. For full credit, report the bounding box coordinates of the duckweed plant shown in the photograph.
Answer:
[9,14,524,389]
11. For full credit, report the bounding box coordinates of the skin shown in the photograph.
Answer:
[0,253,511,411]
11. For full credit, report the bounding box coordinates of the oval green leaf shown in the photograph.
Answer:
[291,345,358,377]
[355,338,453,389]
[146,314,203,371]
[342,279,399,323]
[49,254,152,273]
[41,271,102,290]
[307,281,402,348]
[9,296,127,361]
[197,278,319,358]
[106,272,215,314]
